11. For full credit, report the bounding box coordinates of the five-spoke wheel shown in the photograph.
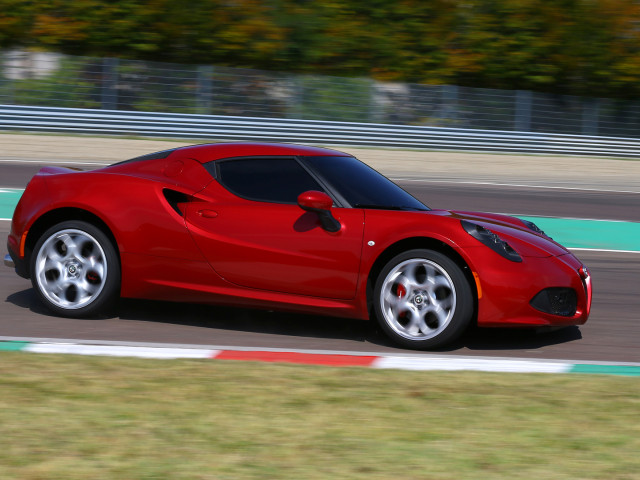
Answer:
[374,249,473,349]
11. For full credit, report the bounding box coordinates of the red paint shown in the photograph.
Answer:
[297,190,333,211]
[215,350,378,367]
[5,142,592,344]
[184,184,364,299]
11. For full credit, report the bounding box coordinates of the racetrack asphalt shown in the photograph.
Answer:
[1,133,639,364]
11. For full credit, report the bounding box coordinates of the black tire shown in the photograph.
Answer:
[30,220,120,317]
[373,249,473,349]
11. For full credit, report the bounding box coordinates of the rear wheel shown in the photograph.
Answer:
[373,249,473,349]
[30,221,120,317]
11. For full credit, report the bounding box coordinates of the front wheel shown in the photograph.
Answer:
[373,249,473,349]
[30,221,120,317]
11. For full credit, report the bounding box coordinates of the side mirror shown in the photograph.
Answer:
[297,190,341,233]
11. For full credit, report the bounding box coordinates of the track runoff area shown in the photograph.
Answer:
[1,175,639,377]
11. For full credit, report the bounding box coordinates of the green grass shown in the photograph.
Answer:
[0,352,638,480]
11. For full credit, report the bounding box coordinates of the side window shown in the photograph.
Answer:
[215,157,325,204]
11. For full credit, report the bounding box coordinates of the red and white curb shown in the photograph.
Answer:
[1,339,639,376]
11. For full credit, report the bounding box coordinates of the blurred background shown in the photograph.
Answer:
[1,0,640,137]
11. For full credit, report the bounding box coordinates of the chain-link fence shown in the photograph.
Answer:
[2,49,640,138]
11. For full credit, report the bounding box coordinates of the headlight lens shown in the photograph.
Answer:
[461,220,522,262]
[579,265,590,279]
[521,219,550,238]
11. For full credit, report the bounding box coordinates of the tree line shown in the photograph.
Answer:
[2,0,640,98]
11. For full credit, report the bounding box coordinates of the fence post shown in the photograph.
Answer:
[0,51,5,104]
[101,57,118,110]
[197,65,213,114]
[288,75,304,119]
[515,90,532,131]
[369,79,383,123]
[0,51,14,104]
[582,98,600,136]
[441,85,458,126]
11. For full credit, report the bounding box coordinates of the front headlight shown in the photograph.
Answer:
[461,220,522,262]
[521,219,550,238]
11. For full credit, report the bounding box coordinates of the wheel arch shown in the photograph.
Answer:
[25,208,120,269]
[366,237,478,321]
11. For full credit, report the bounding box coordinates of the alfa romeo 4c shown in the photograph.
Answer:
[4,143,592,349]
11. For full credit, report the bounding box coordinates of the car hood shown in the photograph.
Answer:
[429,209,570,258]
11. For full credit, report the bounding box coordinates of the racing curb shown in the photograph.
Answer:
[1,339,639,376]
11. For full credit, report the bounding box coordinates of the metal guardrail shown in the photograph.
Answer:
[2,104,640,158]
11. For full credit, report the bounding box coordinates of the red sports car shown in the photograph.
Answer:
[4,143,592,349]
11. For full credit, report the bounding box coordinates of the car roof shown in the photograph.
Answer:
[169,142,352,163]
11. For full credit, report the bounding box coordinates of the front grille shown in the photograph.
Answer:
[530,288,577,317]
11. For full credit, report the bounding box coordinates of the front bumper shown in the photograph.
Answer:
[3,253,14,268]
[4,243,29,279]
[470,250,591,328]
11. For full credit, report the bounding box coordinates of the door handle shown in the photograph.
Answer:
[197,209,218,218]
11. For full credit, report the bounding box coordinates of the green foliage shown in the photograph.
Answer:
[114,60,199,112]
[295,75,374,122]
[2,0,640,98]
[0,0,33,47]
[6,56,101,108]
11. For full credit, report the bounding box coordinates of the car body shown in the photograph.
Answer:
[4,142,592,349]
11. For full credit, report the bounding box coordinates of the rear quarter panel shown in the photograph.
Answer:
[10,164,220,299]
[29,172,204,260]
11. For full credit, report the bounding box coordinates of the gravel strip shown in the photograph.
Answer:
[1,132,639,191]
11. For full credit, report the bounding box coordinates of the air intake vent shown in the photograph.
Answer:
[530,288,577,317]
[163,189,191,216]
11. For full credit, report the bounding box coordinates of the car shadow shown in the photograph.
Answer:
[6,288,51,314]
[116,298,378,344]
[6,288,583,354]
[446,325,583,352]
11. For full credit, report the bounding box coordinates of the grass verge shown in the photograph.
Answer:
[0,352,638,480]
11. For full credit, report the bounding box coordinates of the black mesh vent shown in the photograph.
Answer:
[530,288,577,317]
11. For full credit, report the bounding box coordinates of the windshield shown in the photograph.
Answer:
[302,156,429,211]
